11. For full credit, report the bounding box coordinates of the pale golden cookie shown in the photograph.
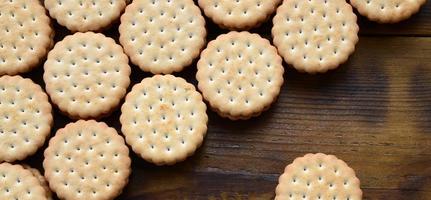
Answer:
[44,0,126,32]
[350,0,426,23]
[0,0,54,75]
[120,75,208,165]
[196,31,284,120]
[0,163,48,200]
[43,120,131,200]
[0,76,52,162]
[22,165,53,200]
[119,0,206,74]
[272,0,359,73]
[44,32,131,119]
[198,0,282,30]
[275,153,362,200]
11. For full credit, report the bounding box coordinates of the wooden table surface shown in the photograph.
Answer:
[23,1,431,199]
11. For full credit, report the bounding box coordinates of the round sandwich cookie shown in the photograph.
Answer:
[44,32,131,119]
[119,0,206,74]
[350,0,426,23]
[0,0,54,75]
[22,165,53,200]
[272,0,359,73]
[198,0,282,30]
[0,163,48,200]
[120,75,208,165]
[0,76,52,162]
[275,153,362,200]
[44,0,126,32]
[196,31,284,120]
[43,120,131,200]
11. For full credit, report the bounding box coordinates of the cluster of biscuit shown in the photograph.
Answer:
[0,0,426,199]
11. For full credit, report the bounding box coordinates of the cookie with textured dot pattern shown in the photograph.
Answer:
[44,0,126,32]
[0,163,48,200]
[272,0,359,73]
[22,165,53,200]
[350,0,426,23]
[198,0,282,30]
[0,0,54,75]
[43,120,131,200]
[43,32,131,119]
[275,153,362,200]
[120,75,208,165]
[119,0,206,74]
[196,31,284,120]
[0,75,52,162]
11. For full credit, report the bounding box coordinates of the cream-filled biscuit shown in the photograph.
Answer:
[121,75,208,165]
[276,153,362,200]
[44,32,130,119]
[198,0,282,30]
[197,31,284,120]
[44,0,126,32]
[0,0,53,75]
[272,0,359,73]
[350,0,427,23]
[0,75,52,162]
[43,120,131,200]
[0,163,48,200]
[119,0,206,74]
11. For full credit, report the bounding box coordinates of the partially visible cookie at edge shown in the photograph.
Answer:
[44,0,126,32]
[120,75,208,165]
[272,0,359,73]
[350,0,427,23]
[22,165,53,200]
[0,163,48,200]
[43,120,131,200]
[197,31,284,120]
[0,75,52,162]
[198,0,282,30]
[0,0,54,75]
[275,153,362,200]
[44,32,130,119]
[119,0,206,74]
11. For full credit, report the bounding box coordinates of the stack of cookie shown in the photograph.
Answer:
[0,0,427,199]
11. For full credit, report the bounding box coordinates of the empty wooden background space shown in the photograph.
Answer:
[23,1,431,199]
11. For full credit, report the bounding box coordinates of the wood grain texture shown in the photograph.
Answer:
[19,1,431,200]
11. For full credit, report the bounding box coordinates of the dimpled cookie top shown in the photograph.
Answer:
[275,153,362,200]
[350,0,427,23]
[22,165,53,200]
[0,0,53,75]
[0,76,52,162]
[44,0,126,32]
[272,0,359,73]
[119,0,206,74]
[43,32,130,119]
[121,75,208,165]
[43,120,131,200]
[196,31,284,120]
[0,163,48,200]
[198,0,282,30]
